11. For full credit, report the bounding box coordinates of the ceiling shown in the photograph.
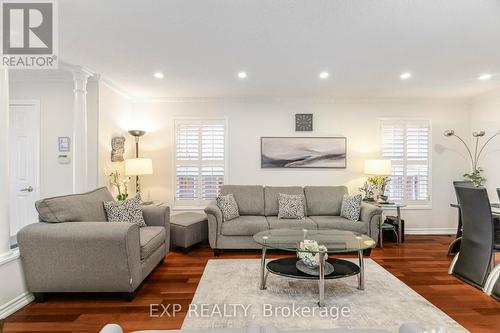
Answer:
[32,0,500,99]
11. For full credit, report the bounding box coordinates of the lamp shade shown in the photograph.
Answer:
[125,158,153,176]
[364,159,392,176]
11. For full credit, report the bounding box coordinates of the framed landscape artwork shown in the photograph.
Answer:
[261,137,347,169]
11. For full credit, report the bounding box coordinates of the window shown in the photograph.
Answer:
[381,120,431,205]
[174,119,226,206]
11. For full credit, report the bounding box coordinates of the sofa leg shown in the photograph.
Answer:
[33,292,46,303]
[122,291,136,302]
[363,248,372,257]
[214,249,222,257]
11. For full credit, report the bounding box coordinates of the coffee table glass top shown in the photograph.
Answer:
[253,228,375,253]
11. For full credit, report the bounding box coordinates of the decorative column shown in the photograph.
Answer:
[72,70,90,193]
[0,68,11,256]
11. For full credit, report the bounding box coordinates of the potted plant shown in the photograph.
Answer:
[109,170,131,201]
[444,130,500,187]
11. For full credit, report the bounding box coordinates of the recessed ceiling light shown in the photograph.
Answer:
[153,72,164,79]
[237,71,247,79]
[319,72,329,79]
[478,73,492,81]
[400,72,412,80]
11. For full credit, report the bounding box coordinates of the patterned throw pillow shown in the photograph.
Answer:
[103,196,147,227]
[340,194,362,221]
[278,193,306,219]
[216,194,240,222]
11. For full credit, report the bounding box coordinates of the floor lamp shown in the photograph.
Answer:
[126,130,153,197]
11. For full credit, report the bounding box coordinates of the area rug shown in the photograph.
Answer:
[181,259,468,333]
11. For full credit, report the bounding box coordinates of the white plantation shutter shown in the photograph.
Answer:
[381,120,431,204]
[175,120,226,205]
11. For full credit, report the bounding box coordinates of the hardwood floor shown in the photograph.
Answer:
[3,235,500,333]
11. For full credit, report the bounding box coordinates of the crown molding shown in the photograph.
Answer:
[131,95,471,104]
[470,88,500,103]
[99,77,133,100]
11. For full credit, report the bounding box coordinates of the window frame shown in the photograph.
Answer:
[379,118,433,209]
[172,117,229,209]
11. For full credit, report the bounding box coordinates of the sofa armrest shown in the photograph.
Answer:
[205,201,223,248]
[142,205,170,252]
[142,205,170,228]
[18,222,142,292]
[360,202,383,242]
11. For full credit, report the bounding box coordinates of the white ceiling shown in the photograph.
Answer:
[39,1,500,99]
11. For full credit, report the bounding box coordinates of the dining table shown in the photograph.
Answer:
[447,202,500,255]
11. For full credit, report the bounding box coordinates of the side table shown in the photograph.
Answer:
[376,203,406,248]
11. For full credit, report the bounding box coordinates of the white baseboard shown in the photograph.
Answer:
[405,227,456,235]
[0,292,33,319]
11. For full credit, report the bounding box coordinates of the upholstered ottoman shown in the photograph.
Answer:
[170,212,208,252]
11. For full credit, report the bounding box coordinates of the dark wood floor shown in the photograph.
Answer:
[3,235,500,333]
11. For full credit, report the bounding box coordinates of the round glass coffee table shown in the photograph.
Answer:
[253,228,376,307]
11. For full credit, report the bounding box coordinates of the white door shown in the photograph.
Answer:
[9,102,40,244]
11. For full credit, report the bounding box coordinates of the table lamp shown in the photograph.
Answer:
[125,158,153,197]
[364,159,392,176]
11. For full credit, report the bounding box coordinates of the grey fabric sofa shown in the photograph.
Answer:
[99,323,431,333]
[17,187,170,301]
[205,186,382,254]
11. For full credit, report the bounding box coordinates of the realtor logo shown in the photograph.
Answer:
[1,0,58,68]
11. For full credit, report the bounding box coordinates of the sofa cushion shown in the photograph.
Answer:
[267,216,317,230]
[220,185,265,215]
[35,187,114,223]
[310,216,368,234]
[264,186,305,216]
[104,196,147,227]
[278,193,306,219]
[216,194,240,221]
[140,226,166,260]
[304,186,348,216]
[221,216,269,236]
[340,193,362,221]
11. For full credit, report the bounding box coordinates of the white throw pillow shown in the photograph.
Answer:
[216,193,240,222]
[104,196,147,227]
[340,193,362,221]
[278,193,306,219]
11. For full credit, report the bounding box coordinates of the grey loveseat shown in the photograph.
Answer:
[17,187,170,301]
[205,186,382,254]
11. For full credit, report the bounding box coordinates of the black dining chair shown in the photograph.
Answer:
[492,279,500,301]
[450,185,496,289]
[484,264,500,301]
[447,181,475,255]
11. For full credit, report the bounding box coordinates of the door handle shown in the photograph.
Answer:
[20,186,34,192]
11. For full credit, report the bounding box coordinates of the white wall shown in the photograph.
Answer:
[470,90,500,200]
[97,83,135,197]
[0,70,33,319]
[115,98,471,233]
[10,80,75,197]
[10,77,101,197]
[0,255,32,319]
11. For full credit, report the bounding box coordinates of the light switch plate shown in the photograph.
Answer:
[58,154,71,164]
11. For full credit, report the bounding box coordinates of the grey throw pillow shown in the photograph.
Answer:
[278,193,305,219]
[104,196,147,227]
[340,194,362,221]
[216,193,240,222]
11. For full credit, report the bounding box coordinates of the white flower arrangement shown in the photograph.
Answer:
[297,239,328,269]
